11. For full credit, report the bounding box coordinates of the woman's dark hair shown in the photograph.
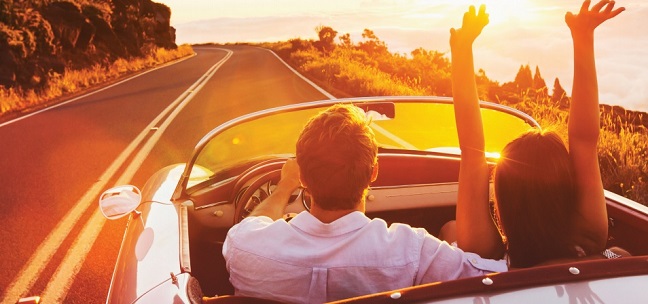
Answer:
[494,130,578,268]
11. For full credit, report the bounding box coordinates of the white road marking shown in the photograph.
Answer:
[370,123,418,150]
[0,49,232,304]
[5,46,416,303]
[264,48,336,100]
[265,48,417,150]
[0,53,196,128]
[40,48,234,303]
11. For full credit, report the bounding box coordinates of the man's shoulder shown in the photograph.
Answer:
[240,215,275,226]
[366,219,433,241]
[224,216,294,254]
[230,215,271,230]
[227,216,287,239]
[381,220,428,234]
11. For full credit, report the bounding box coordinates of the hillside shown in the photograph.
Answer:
[259,26,647,205]
[1,0,178,88]
[0,0,191,118]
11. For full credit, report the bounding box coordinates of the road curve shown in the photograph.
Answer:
[0,45,332,303]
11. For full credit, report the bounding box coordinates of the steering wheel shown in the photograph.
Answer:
[231,158,288,223]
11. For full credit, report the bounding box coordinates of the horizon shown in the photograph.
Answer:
[157,0,648,112]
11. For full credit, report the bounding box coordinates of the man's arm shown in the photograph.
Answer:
[248,159,301,220]
[451,5,504,258]
[416,233,507,284]
[565,0,624,253]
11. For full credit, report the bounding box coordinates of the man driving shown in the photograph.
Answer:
[222,104,506,303]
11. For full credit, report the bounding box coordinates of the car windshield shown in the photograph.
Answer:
[184,98,537,191]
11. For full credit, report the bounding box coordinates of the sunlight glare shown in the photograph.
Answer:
[421,0,539,25]
[480,0,538,25]
[486,151,501,159]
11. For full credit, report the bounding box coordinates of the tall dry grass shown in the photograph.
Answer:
[0,44,194,117]
[294,48,426,96]
[503,96,647,206]
[598,111,648,204]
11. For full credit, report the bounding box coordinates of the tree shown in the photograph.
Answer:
[496,81,522,104]
[475,69,500,102]
[338,33,352,48]
[551,77,569,108]
[358,29,388,56]
[514,64,533,94]
[314,25,337,53]
[533,66,548,97]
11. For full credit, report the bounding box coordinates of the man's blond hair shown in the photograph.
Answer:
[296,104,378,210]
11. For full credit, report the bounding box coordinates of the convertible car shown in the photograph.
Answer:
[100,97,648,303]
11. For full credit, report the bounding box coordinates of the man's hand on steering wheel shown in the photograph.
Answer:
[278,159,301,191]
[247,159,302,220]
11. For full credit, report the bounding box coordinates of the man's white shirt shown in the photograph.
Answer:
[223,211,506,303]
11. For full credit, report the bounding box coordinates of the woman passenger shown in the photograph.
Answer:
[449,0,628,268]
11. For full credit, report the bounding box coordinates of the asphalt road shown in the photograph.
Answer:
[0,45,331,303]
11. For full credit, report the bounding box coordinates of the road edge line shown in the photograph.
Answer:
[262,48,335,100]
[262,47,417,149]
[0,53,197,129]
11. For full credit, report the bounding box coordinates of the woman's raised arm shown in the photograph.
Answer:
[566,0,624,254]
[451,5,504,258]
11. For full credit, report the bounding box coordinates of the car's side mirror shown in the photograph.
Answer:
[99,185,141,220]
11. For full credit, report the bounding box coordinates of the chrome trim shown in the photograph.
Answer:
[378,151,461,160]
[370,181,459,191]
[194,201,231,210]
[179,200,191,273]
[605,190,648,215]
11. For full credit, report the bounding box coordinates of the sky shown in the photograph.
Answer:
[156,0,648,112]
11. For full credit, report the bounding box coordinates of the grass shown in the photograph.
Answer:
[292,47,427,96]
[598,112,648,203]
[504,96,647,205]
[0,44,194,118]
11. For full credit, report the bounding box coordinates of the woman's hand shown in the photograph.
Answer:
[566,0,624,37]
[450,5,489,49]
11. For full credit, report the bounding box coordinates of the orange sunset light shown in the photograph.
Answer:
[441,0,539,25]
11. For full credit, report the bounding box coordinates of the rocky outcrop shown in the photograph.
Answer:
[0,0,177,89]
[85,6,128,59]
[41,2,95,51]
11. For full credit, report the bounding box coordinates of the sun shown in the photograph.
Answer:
[480,0,538,25]
[483,0,538,24]
[435,0,539,26]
